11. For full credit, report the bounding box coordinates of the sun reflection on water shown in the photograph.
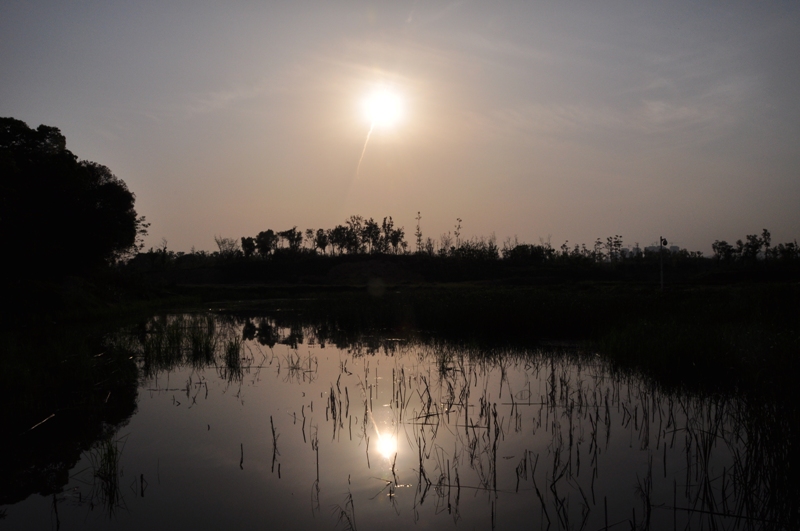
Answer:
[376,432,397,458]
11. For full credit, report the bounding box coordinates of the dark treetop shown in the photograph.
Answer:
[0,117,146,279]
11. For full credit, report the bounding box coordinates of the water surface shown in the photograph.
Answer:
[2,312,791,530]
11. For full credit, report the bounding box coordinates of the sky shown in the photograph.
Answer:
[2,1,798,254]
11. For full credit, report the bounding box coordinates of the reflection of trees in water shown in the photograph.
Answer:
[120,311,402,385]
[114,311,797,529]
[0,328,139,514]
[124,314,254,385]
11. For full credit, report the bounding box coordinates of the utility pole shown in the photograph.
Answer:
[660,236,668,291]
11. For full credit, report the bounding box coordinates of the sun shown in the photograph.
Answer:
[363,88,403,128]
[355,86,405,175]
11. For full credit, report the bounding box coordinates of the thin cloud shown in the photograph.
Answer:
[183,80,274,117]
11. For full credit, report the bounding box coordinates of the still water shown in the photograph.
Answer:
[1,312,790,530]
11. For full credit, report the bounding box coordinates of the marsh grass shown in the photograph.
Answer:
[131,313,233,380]
[188,314,217,367]
[86,434,128,517]
[221,335,244,382]
[35,307,795,530]
[332,491,357,531]
[77,297,799,529]
[212,282,799,400]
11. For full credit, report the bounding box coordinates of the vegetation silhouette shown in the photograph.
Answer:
[107,311,799,529]
[0,117,147,279]
[126,214,798,286]
[1,117,152,323]
[2,117,796,527]
[0,324,139,509]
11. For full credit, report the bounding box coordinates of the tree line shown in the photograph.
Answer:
[201,213,503,262]
[233,215,408,258]
[133,213,799,274]
[711,229,800,265]
[7,116,794,283]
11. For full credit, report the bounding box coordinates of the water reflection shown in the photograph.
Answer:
[376,432,397,459]
[0,326,139,522]
[1,311,796,530]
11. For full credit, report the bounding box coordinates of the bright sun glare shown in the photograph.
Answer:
[376,432,397,458]
[364,89,403,128]
[355,86,404,175]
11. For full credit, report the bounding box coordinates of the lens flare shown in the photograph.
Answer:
[356,123,374,177]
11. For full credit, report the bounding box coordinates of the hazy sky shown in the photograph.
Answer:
[2,1,798,253]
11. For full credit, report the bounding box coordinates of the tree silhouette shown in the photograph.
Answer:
[214,235,240,258]
[329,225,348,255]
[304,229,315,251]
[712,240,734,263]
[0,117,146,277]
[363,217,380,253]
[255,230,278,257]
[415,212,423,253]
[277,227,303,252]
[314,228,329,255]
[344,216,364,254]
[381,217,405,254]
[241,237,256,258]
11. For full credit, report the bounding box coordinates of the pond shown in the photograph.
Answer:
[1,311,793,530]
